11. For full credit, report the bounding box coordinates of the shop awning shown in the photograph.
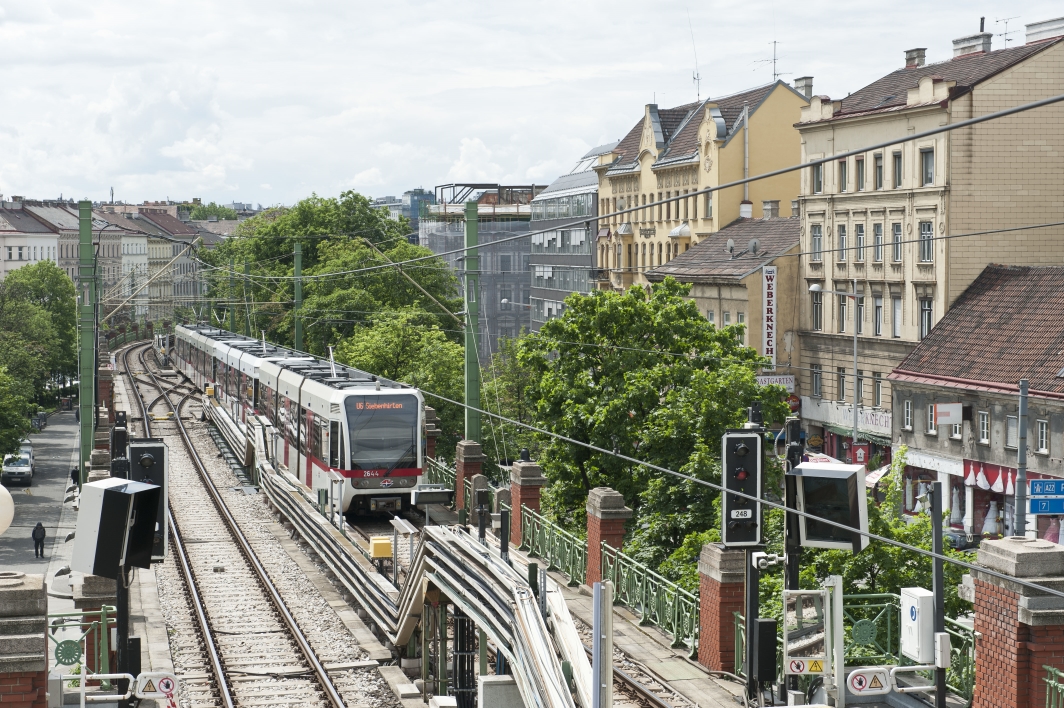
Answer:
[822,422,892,447]
[616,222,633,235]
[865,464,892,487]
[669,222,691,238]
[596,228,610,239]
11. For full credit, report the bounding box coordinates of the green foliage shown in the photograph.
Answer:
[334,309,465,456]
[0,367,33,458]
[189,202,238,220]
[480,332,540,481]
[5,261,77,379]
[516,278,789,561]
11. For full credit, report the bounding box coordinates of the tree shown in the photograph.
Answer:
[5,261,77,380]
[335,309,465,456]
[189,202,239,220]
[480,332,540,480]
[0,367,33,457]
[517,278,789,568]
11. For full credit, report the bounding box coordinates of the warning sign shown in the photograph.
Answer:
[848,667,891,696]
[809,660,823,672]
[136,672,180,699]
[786,658,828,675]
[143,679,156,694]
[788,660,805,674]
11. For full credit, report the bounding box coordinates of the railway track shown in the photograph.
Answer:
[121,343,382,708]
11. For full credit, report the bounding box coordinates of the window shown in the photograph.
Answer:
[927,404,937,435]
[736,312,746,342]
[856,158,865,191]
[856,371,864,404]
[919,298,933,339]
[856,296,865,334]
[892,296,902,338]
[811,224,823,261]
[837,368,847,402]
[904,400,913,429]
[951,422,961,439]
[873,224,883,262]
[499,254,512,273]
[921,149,934,186]
[838,294,847,333]
[837,225,846,261]
[812,164,823,194]
[811,291,823,331]
[5,247,10,260]
[873,297,883,336]
[723,312,731,326]
[892,223,902,262]
[1037,420,1049,453]
[873,373,882,407]
[874,154,884,190]
[855,224,865,261]
[919,221,933,262]
[1006,415,1018,449]
[812,365,822,397]
[705,193,713,217]
[706,310,714,324]
[892,152,902,188]
[838,160,848,192]
[978,411,990,444]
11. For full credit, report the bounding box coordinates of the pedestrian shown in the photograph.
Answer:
[70,467,80,488]
[32,522,45,558]
[74,407,79,423]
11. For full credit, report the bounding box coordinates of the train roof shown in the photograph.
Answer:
[177,324,411,392]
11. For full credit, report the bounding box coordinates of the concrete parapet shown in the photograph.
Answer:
[0,573,47,706]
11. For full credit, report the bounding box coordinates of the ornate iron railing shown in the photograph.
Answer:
[945,617,976,703]
[1045,666,1064,708]
[518,504,587,586]
[424,457,456,501]
[601,542,699,654]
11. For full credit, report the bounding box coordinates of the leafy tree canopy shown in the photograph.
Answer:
[189,202,239,220]
[5,261,77,378]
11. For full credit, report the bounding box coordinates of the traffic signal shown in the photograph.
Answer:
[129,438,169,562]
[721,431,763,547]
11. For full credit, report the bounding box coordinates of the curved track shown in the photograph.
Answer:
[121,343,346,708]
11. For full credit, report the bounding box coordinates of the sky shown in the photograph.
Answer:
[0,1,1060,207]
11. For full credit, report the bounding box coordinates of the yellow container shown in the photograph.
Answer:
[205,385,215,397]
[369,536,392,559]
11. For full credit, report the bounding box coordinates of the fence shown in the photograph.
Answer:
[518,505,587,587]
[734,594,977,705]
[600,542,699,654]
[1046,666,1064,708]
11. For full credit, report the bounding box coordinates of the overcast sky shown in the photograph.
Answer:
[0,1,1059,206]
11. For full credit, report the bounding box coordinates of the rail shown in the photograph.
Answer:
[518,504,587,586]
[601,542,699,655]
[1045,666,1064,708]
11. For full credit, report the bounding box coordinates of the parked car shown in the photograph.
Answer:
[19,441,34,472]
[1,453,33,486]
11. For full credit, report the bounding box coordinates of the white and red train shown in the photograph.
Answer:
[172,324,425,514]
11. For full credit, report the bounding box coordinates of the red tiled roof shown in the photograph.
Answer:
[138,210,199,236]
[645,216,799,282]
[893,265,1064,394]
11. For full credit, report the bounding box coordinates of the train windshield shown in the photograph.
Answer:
[345,394,419,472]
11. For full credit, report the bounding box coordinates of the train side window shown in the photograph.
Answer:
[329,421,341,468]
[298,408,308,455]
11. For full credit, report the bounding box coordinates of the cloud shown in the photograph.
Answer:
[446,138,503,183]
[350,167,384,189]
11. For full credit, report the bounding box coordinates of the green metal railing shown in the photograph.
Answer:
[733,612,785,682]
[425,457,456,498]
[48,607,116,684]
[518,504,587,586]
[733,595,977,705]
[1045,666,1064,708]
[601,542,699,654]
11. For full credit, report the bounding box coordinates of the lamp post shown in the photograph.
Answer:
[809,279,860,459]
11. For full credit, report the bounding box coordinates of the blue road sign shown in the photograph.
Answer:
[1030,498,1064,515]
[1030,480,1064,496]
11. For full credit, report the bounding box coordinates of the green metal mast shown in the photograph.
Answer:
[293,243,303,351]
[464,201,480,442]
[77,201,96,485]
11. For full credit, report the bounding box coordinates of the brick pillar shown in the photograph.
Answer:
[454,440,484,512]
[0,573,48,708]
[98,369,114,424]
[585,487,632,586]
[424,406,440,461]
[972,537,1064,708]
[697,543,747,672]
[72,575,118,674]
[510,459,547,547]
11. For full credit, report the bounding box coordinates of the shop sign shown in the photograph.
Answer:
[757,374,795,392]
[762,266,777,370]
[934,403,962,426]
[801,397,892,436]
[851,443,870,465]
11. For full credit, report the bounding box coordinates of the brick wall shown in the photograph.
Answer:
[584,488,632,586]
[0,672,47,708]
[509,459,547,548]
[698,571,745,672]
[454,441,484,512]
[972,577,1025,708]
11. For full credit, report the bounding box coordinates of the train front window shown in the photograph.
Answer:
[345,395,418,472]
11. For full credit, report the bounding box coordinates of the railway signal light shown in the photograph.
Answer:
[722,431,763,547]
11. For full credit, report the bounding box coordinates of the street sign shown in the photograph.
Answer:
[1030,480,1064,496]
[848,667,891,696]
[1030,498,1064,515]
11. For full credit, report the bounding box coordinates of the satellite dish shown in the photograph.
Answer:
[749,238,760,255]
[725,238,735,254]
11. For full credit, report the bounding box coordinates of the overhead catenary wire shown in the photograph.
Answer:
[191,91,1064,283]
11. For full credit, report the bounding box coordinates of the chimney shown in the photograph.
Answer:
[762,200,780,220]
[1026,16,1064,44]
[740,200,753,219]
[905,48,927,68]
[793,76,814,99]
[791,199,800,218]
[953,32,992,57]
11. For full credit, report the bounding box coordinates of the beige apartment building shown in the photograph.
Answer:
[594,80,809,291]
[797,19,1064,464]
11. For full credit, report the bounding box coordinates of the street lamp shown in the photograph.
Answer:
[809,279,860,460]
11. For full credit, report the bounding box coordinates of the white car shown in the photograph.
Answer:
[19,441,33,472]
[1,453,33,486]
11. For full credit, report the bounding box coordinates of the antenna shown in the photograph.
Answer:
[687,8,701,101]
[996,16,1020,45]
[752,40,789,82]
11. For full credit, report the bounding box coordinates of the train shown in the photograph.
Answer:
[171,324,425,514]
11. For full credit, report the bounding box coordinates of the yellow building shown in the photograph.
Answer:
[593,81,809,291]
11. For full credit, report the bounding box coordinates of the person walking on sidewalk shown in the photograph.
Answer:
[71,467,79,488]
[32,522,46,558]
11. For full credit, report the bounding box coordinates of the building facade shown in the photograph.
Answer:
[528,144,611,329]
[797,23,1064,463]
[594,81,809,292]
[0,202,59,279]
[25,202,122,293]
[889,265,1064,541]
[420,184,543,360]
